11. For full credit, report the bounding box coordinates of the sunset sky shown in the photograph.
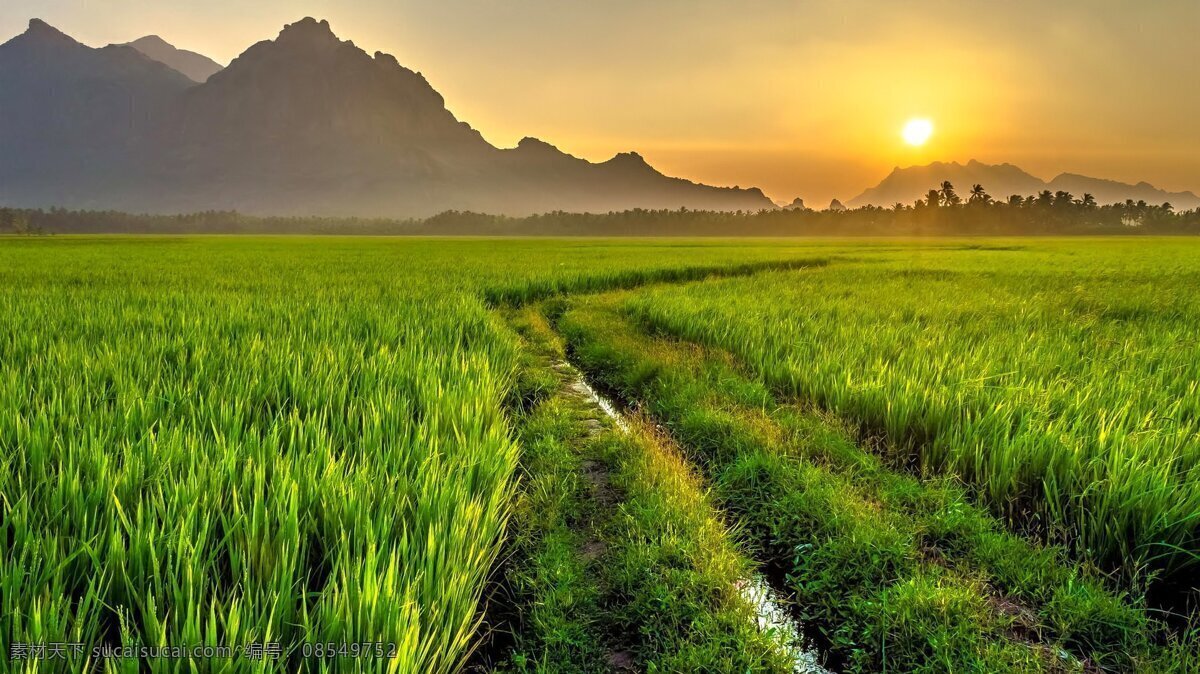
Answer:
[3,0,1197,206]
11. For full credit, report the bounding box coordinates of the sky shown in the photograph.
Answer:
[2,1,1197,206]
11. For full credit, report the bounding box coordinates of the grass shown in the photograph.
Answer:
[1,244,522,673]
[4,235,1200,671]
[0,236,833,671]
[623,239,1200,583]
[556,290,1198,671]
[494,307,794,672]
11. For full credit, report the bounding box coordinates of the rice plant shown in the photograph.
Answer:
[624,239,1200,582]
[0,235,833,671]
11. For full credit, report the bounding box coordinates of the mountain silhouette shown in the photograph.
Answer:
[848,160,1044,208]
[1045,173,1199,209]
[121,35,224,82]
[0,19,194,208]
[0,17,773,217]
[848,159,1199,210]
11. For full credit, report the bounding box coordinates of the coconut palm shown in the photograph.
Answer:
[969,184,991,204]
[939,181,960,206]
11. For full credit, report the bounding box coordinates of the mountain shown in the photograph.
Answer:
[121,35,223,82]
[0,17,774,218]
[848,160,1044,208]
[1046,174,1199,210]
[848,159,1200,210]
[0,19,195,208]
[492,138,772,214]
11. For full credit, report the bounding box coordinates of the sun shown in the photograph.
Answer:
[902,118,934,146]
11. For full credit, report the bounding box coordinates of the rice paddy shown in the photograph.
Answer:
[2,236,1199,672]
[622,240,1200,582]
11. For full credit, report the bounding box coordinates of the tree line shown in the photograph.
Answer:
[2,182,1198,236]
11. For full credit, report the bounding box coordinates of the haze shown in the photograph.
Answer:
[3,0,1196,206]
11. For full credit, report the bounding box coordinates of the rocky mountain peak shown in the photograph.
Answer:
[516,137,569,156]
[606,151,652,170]
[275,17,340,47]
[7,18,81,50]
[25,18,73,41]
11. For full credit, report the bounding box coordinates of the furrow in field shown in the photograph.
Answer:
[482,307,822,673]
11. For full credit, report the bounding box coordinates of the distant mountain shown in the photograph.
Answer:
[848,159,1200,210]
[121,35,223,83]
[0,17,773,218]
[0,19,194,208]
[1046,174,1199,210]
[848,160,1045,208]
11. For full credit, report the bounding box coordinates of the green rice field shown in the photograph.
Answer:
[2,236,1199,672]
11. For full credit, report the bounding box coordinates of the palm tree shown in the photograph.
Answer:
[969,184,991,204]
[925,189,941,208]
[1081,193,1096,209]
[939,181,960,206]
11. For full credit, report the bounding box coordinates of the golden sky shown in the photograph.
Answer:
[4,1,1197,205]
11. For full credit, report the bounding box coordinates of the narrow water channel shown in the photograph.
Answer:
[561,361,832,674]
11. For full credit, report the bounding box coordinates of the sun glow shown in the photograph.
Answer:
[902,118,934,146]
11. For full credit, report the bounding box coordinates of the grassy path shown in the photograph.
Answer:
[483,308,807,673]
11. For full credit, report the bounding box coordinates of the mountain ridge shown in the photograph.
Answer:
[0,17,774,217]
[4,18,1192,218]
[848,160,1199,210]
